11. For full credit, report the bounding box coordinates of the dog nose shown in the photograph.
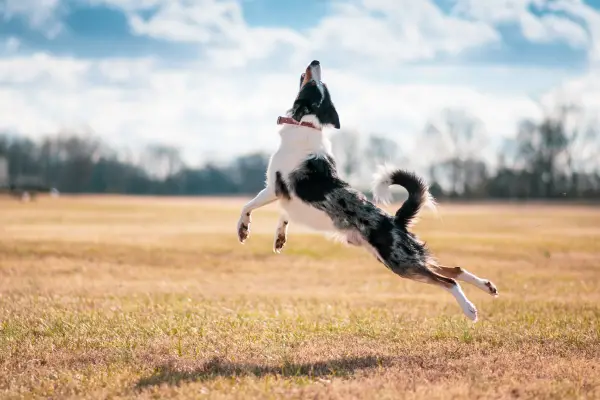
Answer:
[310,60,320,66]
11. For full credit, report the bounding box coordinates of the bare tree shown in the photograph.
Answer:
[330,129,361,183]
[420,108,489,195]
[514,101,600,197]
[37,128,104,192]
[364,134,403,170]
[559,105,600,193]
[141,144,183,179]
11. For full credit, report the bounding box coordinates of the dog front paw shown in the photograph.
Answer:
[273,233,286,253]
[237,213,251,243]
[273,220,288,253]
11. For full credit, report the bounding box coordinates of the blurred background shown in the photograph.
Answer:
[1,0,600,200]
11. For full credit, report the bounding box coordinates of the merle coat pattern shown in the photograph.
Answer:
[236,60,498,322]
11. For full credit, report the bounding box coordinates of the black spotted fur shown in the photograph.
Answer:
[286,155,434,280]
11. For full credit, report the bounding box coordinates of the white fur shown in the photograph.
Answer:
[273,116,337,232]
[455,268,499,297]
[236,115,336,238]
[371,163,397,205]
[448,284,478,322]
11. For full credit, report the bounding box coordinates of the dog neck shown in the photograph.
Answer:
[277,115,332,154]
[278,114,322,130]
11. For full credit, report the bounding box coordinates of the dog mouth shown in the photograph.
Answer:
[302,60,322,88]
[291,59,338,129]
[308,60,321,82]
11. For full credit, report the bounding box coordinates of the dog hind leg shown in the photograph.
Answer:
[389,263,479,322]
[429,265,498,297]
[345,230,363,246]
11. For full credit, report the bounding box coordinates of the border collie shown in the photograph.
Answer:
[236,60,498,321]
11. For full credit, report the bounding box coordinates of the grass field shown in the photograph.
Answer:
[1,195,599,399]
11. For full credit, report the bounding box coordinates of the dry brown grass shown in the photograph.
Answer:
[1,195,599,399]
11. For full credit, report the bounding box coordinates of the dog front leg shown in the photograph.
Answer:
[273,213,289,253]
[237,187,278,243]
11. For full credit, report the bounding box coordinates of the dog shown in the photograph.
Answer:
[236,60,498,321]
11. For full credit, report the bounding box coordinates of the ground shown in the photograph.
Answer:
[0,196,599,399]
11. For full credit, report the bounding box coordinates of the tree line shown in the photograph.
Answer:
[1,103,599,201]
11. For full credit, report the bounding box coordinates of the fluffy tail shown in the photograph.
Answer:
[371,165,437,228]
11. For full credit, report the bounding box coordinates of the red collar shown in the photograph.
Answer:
[277,116,321,131]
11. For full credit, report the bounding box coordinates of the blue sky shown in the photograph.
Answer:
[1,0,600,166]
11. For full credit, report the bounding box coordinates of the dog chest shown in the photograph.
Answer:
[280,198,336,232]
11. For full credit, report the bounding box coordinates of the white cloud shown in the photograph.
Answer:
[305,0,500,65]
[543,70,600,110]
[85,0,597,70]
[453,0,544,22]
[0,0,63,38]
[549,0,600,64]
[2,0,596,66]
[0,51,551,166]
[2,0,596,67]
[0,52,90,85]
[92,0,500,67]
[1,0,600,169]
[0,52,297,162]
[126,0,241,43]
[453,0,592,50]
[88,0,309,69]
[520,13,589,47]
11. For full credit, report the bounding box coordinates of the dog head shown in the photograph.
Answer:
[289,60,340,129]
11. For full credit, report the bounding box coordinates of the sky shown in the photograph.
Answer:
[1,0,600,166]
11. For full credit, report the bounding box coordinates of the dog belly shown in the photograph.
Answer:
[281,199,336,232]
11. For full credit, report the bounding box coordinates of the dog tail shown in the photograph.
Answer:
[371,165,436,228]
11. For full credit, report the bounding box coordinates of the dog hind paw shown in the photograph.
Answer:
[463,301,478,323]
[485,280,499,297]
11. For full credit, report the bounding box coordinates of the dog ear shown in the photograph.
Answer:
[330,105,340,129]
[323,86,340,129]
[299,73,306,90]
